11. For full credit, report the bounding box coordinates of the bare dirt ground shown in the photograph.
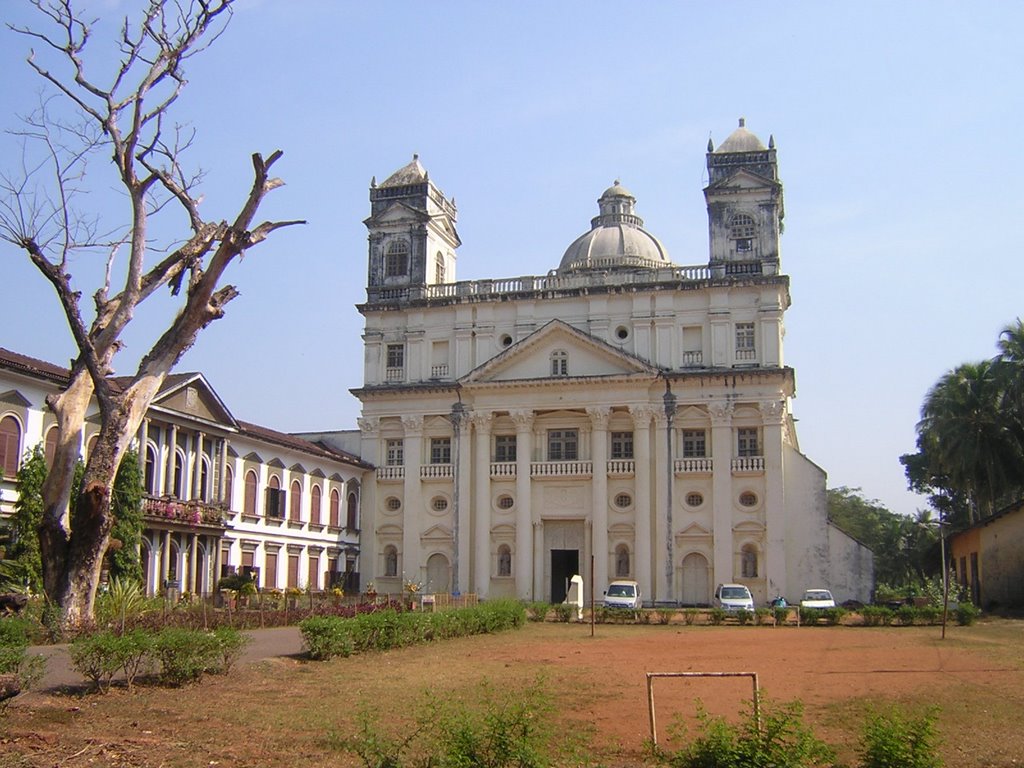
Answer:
[3,618,1023,767]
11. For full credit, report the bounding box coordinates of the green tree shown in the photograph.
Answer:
[109,451,144,585]
[7,446,48,593]
[827,487,938,589]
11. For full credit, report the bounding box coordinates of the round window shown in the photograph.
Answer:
[614,493,632,509]
[497,494,514,510]
[500,334,513,348]
[685,492,704,508]
[615,326,630,341]
[385,496,402,512]
[739,491,758,507]
[431,496,449,512]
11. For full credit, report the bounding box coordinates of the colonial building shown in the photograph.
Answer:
[337,121,874,605]
[0,348,371,597]
[949,500,1024,609]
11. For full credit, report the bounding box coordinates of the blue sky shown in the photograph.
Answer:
[2,1,1022,518]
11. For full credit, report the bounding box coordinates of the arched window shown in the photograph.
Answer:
[199,456,211,501]
[144,445,158,494]
[346,490,359,530]
[173,450,185,498]
[290,479,302,522]
[615,544,631,578]
[384,545,398,577]
[44,426,59,469]
[310,484,322,526]
[729,213,756,253]
[0,415,21,478]
[497,545,512,577]
[243,470,258,516]
[330,488,341,528]
[435,251,445,283]
[385,240,409,277]
[550,349,568,376]
[741,544,758,578]
[224,465,234,508]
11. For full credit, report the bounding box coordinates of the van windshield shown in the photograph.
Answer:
[721,587,749,599]
[607,584,635,597]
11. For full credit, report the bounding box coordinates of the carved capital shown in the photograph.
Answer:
[629,404,656,429]
[759,399,786,425]
[471,411,493,433]
[586,406,611,430]
[510,409,534,432]
[357,416,380,434]
[401,414,424,434]
[707,400,734,426]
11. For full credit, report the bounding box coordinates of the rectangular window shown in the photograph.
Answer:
[547,429,578,461]
[385,439,404,466]
[682,429,707,458]
[264,487,286,518]
[494,434,517,462]
[735,322,755,358]
[430,437,452,464]
[610,431,634,459]
[386,344,405,369]
[288,554,300,589]
[737,428,760,457]
[307,555,320,591]
[264,551,278,590]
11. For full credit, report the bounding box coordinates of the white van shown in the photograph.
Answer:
[604,580,642,610]
[713,583,754,612]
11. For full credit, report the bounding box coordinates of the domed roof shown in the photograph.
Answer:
[713,118,767,153]
[558,181,672,274]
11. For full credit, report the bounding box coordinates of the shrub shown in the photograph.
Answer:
[917,605,941,625]
[656,607,676,625]
[859,605,894,627]
[94,577,148,632]
[955,602,979,626]
[754,607,772,626]
[859,706,941,768]
[152,627,220,686]
[211,626,251,674]
[526,602,550,622]
[735,608,752,626]
[664,696,834,768]
[895,605,918,626]
[683,608,699,625]
[0,618,45,701]
[773,606,790,625]
[552,604,573,623]
[820,607,846,626]
[301,616,355,660]
[707,607,726,626]
[69,629,152,692]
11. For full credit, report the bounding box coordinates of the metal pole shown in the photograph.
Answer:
[940,509,948,640]
[590,554,595,637]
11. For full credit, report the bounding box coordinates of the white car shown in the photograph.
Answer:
[713,583,754,612]
[603,580,642,610]
[800,589,836,609]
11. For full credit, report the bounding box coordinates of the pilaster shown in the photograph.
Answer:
[760,399,786,597]
[401,414,424,580]
[630,405,654,600]
[472,411,493,596]
[709,400,734,588]
[512,409,534,599]
[587,406,610,596]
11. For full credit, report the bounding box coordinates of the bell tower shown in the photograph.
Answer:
[364,155,460,302]
[704,119,784,274]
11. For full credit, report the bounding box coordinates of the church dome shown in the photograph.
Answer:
[558,181,672,274]
[713,118,767,153]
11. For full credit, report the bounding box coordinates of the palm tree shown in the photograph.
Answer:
[918,360,1020,522]
[995,318,1024,451]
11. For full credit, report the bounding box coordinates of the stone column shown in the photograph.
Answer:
[472,411,493,597]
[709,400,734,588]
[532,520,544,600]
[358,417,381,584]
[653,408,672,603]
[218,438,229,505]
[587,407,610,597]
[760,399,787,598]
[164,424,177,496]
[138,419,149,468]
[401,415,424,580]
[630,405,654,601]
[188,533,199,594]
[193,432,205,500]
[452,405,472,595]
[512,410,534,599]
[162,530,172,588]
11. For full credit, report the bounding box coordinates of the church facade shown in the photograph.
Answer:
[344,121,874,606]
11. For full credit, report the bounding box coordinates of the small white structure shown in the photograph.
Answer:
[565,574,584,621]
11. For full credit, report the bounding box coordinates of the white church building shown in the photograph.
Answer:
[324,120,874,606]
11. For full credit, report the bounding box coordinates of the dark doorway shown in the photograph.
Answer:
[550,549,579,604]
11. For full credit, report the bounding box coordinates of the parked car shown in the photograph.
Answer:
[603,580,642,610]
[800,588,836,609]
[713,583,754,612]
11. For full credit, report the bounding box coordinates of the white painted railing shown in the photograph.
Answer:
[530,461,593,477]
[731,456,765,472]
[674,458,713,474]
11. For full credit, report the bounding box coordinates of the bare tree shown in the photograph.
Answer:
[0,0,303,627]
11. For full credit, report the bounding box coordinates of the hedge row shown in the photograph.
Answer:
[300,599,526,660]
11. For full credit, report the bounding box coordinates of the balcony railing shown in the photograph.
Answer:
[530,461,593,478]
[732,456,765,473]
[420,464,454,479]
[430,364,450,379]
[490,462,516,478]
[681,350,704,368]
[143,496,228,528]
[674,458,713,474]
[376,466,405,481]
[606,459,635,476]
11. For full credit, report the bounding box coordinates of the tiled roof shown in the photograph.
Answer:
[237,420,370,469]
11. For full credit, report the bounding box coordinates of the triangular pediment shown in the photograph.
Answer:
[0,389,31,408]
[706,167,778,193]
[421,524,453,542]
[462,320,660,386]
[676,522,712,541]
[363,200,430,228]
[151,373,237,429]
